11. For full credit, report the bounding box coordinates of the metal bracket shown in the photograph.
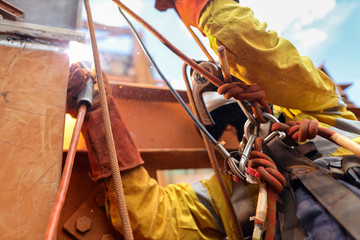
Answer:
[0,0,24,21]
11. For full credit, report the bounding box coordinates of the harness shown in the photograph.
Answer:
[264,136,360,239]
[112,2,360,239]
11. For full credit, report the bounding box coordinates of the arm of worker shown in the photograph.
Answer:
[203,0,358,123]
[199,0,339,111]
[105,167,239,239]
[66,63,233,239]
[198,0,337,111]
[155,0,357,125]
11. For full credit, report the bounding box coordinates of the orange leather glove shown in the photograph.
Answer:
[155,0,211,27]
[155,0,239,27]
[67,63,144,181]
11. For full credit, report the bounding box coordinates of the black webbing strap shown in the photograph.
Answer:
[277,182,306,240]
[263,136,360,240]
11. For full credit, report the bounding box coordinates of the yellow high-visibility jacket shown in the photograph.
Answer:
[104,0,360,239]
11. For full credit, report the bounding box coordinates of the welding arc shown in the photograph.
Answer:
[117,7,218,146]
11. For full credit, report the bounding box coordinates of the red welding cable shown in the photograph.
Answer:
[44,104,87,240]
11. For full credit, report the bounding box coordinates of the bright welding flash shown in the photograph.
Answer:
[66,41,94,65]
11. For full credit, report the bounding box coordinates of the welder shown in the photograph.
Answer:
[66,0,360,239]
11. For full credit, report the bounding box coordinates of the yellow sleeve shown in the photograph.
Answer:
[103,166,226,240]
[199,0,357,125]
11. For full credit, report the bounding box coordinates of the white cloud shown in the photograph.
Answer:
[292,28,328,54]
[240,0,336,55]
[240,0,335,31]
[85,0,144,27]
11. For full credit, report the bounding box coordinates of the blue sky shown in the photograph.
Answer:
[84,0,360,106]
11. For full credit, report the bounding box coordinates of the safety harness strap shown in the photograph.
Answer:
[231,182,256,238]
[263,136,360,240]
[276,183,306,240]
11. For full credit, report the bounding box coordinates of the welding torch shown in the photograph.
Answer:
[44,70,93,240]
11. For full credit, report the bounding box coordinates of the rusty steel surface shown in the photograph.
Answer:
[58,147,227,239]
[62,184,123,240]
[0,0,24,20]
[59,83,240,239]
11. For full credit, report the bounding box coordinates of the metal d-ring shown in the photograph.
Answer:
[261,112,286,143]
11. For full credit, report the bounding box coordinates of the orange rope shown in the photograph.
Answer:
[248,138,285,240]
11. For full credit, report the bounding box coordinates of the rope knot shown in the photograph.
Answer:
[245,137,285,194]
[271,119,319,142]
[249,150,285,194]
[217,82,272,123]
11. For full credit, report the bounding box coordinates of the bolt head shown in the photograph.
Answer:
[76,216,92,233]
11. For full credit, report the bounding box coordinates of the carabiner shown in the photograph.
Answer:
[237,100,258,126]
[239,133,257,173]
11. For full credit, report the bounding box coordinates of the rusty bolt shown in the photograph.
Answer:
[101,234,115,240]
[75,216,92,233]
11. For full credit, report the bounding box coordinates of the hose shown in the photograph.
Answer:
[44,104,87,240]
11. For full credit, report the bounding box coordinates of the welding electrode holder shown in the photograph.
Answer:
[44,65,94,240]
[76,75,94,109]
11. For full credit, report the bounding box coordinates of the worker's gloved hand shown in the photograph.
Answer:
[67,63,113,117]
[155,0,211,27]
[67,63,144,181]
[154,0,174,11]
[67,63,92,118]
[155,0,239,27]
[217,81,272,123]
[271,119,319,142]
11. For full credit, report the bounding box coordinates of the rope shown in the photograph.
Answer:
[271,119,318,142]
[272,119,360,157]
[113,0,223,87]
[247,137,285,240]
[182,63,245,240]
[217,82,272,123]
[184,23,216,63]
[249,117,360,239]
[84,1,133,239]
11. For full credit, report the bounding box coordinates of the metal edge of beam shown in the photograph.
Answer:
[0,19,85,46]
[0,37,70,53]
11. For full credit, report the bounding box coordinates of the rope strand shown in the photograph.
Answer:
[84,1,133,239]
